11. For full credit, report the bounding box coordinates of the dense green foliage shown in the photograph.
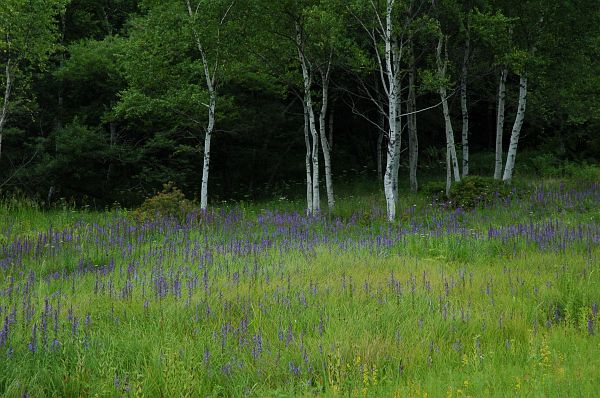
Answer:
[448,176,513,209]
[131,182,195,222]
[0,0,598,207]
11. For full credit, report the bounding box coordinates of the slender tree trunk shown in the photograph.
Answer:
[440,92,460,182]
[296,23,320,213]
[0,61,12,162]
[200,91,215,210]
[319,61,334,210]
[494,66,508,180]
[303,102,313,214]
[460,35,470,177]
[383,0,402,222]
[436,36,460,184]
[503,73,528,182]
[407,45,418,192]
[186,0,220,210]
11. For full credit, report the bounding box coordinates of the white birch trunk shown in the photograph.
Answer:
[0,60,12,161]
[303,102,313,214]
[502,73,528,182]
[296,23,320,214]
[408,45,418,192]
[436,36,460,184]
[319,61,334,210]
[460,35,470,177]
[494,66,508,180]
[186,0,218,210]
[310,109,320,213]
[382,0,401,222]
[200,92,215,210]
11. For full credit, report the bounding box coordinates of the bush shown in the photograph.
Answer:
[562,163,600,184]
[132,182,196,222]
[527,152,563,177]
[448,176,513,209]
[421,180,447,200]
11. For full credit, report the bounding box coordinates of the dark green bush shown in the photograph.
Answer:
[527,152,563,177]
[448,176,513,209]
[421,180,447,199]
[132,182,196,222]
[562,163,600,184]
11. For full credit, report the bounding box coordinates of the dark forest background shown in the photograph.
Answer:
[1,0,599,208]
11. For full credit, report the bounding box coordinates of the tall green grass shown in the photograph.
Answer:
[0,178,598,397]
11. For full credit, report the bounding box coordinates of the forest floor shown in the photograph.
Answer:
[0,177,599,397]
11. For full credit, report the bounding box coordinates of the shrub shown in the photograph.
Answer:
[448,176,513,209]
[132,182,196,222]
[421,180,447,200]
[527,152,563,177]
[562,163,600,184]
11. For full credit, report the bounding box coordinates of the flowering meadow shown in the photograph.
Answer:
[0,182,599,397]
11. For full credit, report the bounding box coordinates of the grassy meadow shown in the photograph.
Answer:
[0,176,599,397]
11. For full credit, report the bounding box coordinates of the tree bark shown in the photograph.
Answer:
[296,23,320,214]
[382,0,402,222]
[319,60,334,210]
[460,34,470,177]
[186,0,218,211]
[502,73,528,182]
[436,36,460,185]
[407,44,418,192]
[0,61,12,162]
[200,90,215,210]
[303,102,313,215]
[494,66,508,180]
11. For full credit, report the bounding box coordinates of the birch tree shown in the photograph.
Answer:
[184,0,235,210]
[380,0,403,221]
[494,66,508,179]
[435,34,461,196]
[296,1,348,212]
[471,9,513,180]
[295,24,321,213]
[502,71,528,181]
[349,0,405,221]
[500,0,544,181]
[117,0,239,209]
[348,0,433,220]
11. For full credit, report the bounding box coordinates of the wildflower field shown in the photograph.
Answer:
[0,181,599,397]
